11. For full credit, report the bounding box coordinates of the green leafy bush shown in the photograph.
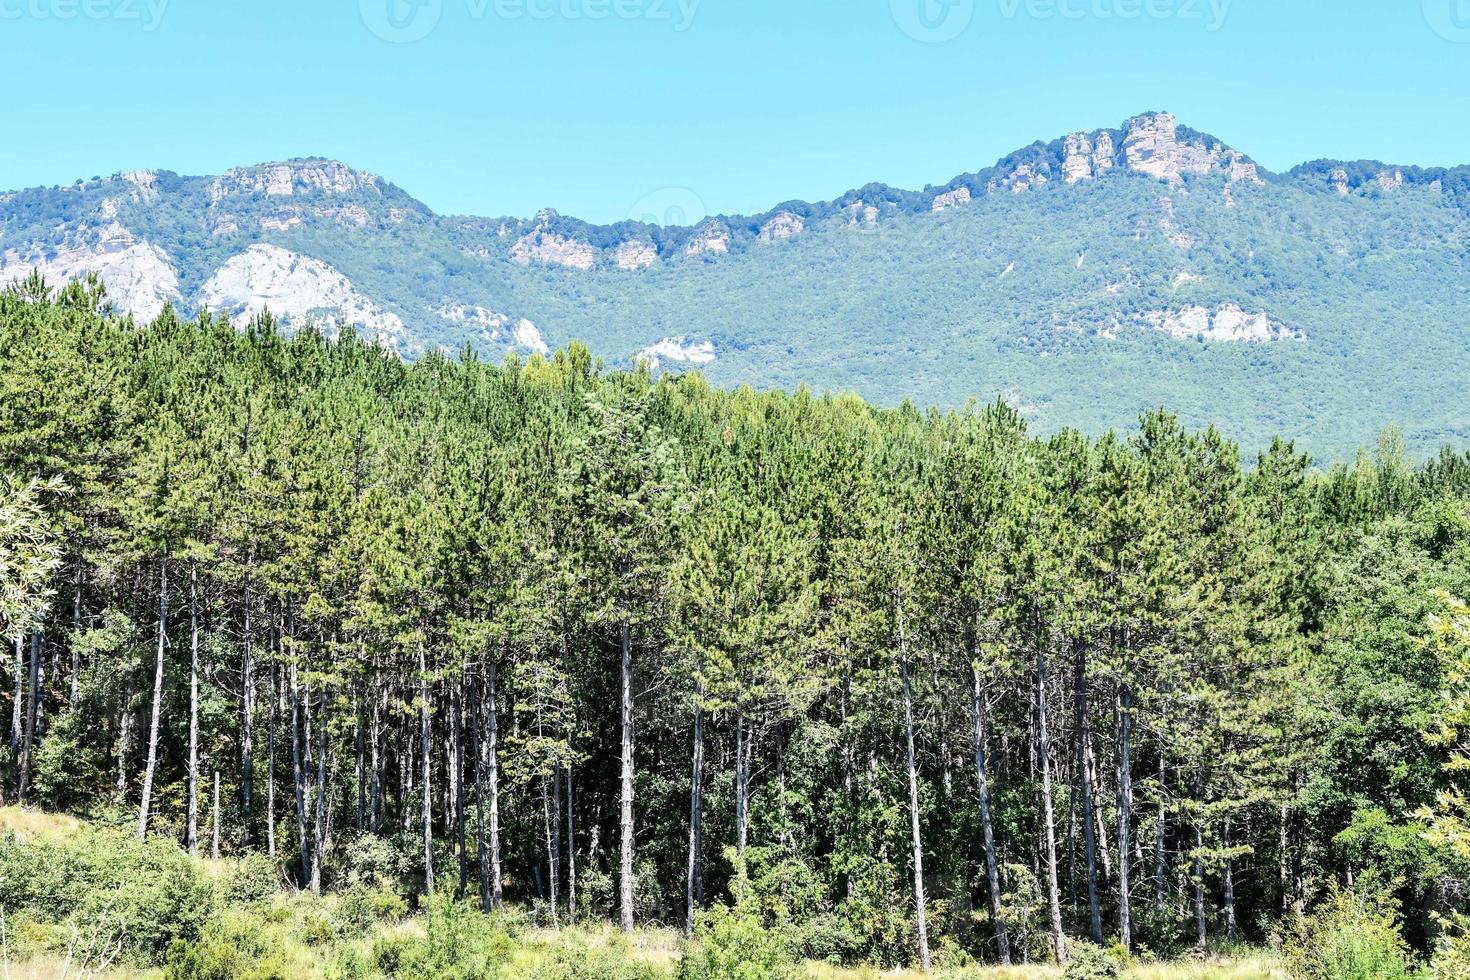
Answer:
[1063,941,1121,980]
[373,895,513,979]
[164,910,294,980]
[677,904,799,980]
[1278,886,1416,980]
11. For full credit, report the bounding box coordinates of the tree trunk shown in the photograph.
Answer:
[1035,646,1067,964]
[487,658,502,907]
[137,563,168,841]
[311,688,327,894]
[419,642,434,894]
[735,712,751,858]
[291,663,310,885]
[69,563,82,708]
[686,698,705,937]
[187,566,200,855]
[971,661,1010,965]
[1155,769,1168,913]
[618,621,636,933]
[473,669,489,912]
[241,586,255,849]
[1075,648,1102,944]
[10,634,22,768]
[267,658,277,860]
[1193,773,1207,949]
[455,682,467,898]
[17,630,41,802]
[898,603,931,973]
[212,769,221,859]
[566,752,577,920]
[1224,816,1238,941]
[1117,682,1134,951]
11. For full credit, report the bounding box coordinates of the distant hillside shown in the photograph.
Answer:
[4,111,1469,459]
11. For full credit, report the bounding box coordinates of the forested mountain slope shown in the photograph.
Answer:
[4,111,1470,457]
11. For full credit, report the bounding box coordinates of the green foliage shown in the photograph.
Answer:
[373,896,514,980]
[677,904,800,980]
[0,824,215,966]
[1063,941,1122,980]
[1277,887,1416,980]
[165,910,295,980]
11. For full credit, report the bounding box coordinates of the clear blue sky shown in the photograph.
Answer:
[4,0,1469,223]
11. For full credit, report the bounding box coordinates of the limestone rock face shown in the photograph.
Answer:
[614,239,658,270]
[1062,131,1115,183]
[201,244,414,354]
[684,220,730,256]
[1331,168,1351,196]
[208,160,376,202]
[438,304,549,353]
[931,186,972,211]
[760,212,805,241]
[989,163,1049,195]
[509,216,598,270]
[844,202,879,225]
[0,222,180,321]
[1377,169,1404,192]
[1121,112,1261,186]
[638,336,716,371]
[1141,304,1303,343]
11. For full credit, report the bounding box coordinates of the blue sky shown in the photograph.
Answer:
[3,0,1469,223]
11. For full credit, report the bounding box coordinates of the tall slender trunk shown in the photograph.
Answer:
[291,663,310,885]
[1075,648,1101,943]
[69,563,82,708]
[371,678,383,833]
[1155,768,1168,912]
[1193,773,1207,949]
[267,658,277,859]
[355,682,366,834]
[419,642,434,895]
[1117,682,1134,951]
[1224,816,1238,940]
[212,769,221,859]
[473,670,489,912]
[685,698,705,937]
[735,713,751,857]
[187,566,200,854]
[241,585,254,848]
[455,682,467,897]
[17,630,42,802]
[1035,645,1067,964]
[10,634,23,765]
[487,658,502,907]
[566,751,577,920]
[618,621,636,933]
[311,688,327,894]
[115,688,133,796]
[971,662,1010,965]
[897,600,931,973]
[542,771,560,926]
[137,563,168,840]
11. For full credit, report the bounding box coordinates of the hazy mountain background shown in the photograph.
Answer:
[4,110,1468,460]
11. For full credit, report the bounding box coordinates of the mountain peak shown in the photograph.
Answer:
[207,159,382,202]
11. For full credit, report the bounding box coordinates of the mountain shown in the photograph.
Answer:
[4,111,1469,459]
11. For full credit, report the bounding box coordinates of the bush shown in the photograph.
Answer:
[164,911,294,980]
[677,904,800,980]
[1428,911,1470,979]
[0,825,215,966]
[336,883,409,935]
[518,943,670,980]
[1278,886,1416,980]
[373,895,513,979]
[1063,940,1121,980]
[225,853,282,905]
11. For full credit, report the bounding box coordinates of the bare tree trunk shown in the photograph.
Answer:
[1035,646,1067,964]
[311,688,327,894]
[473,670,489,912]
[69,563,82,708]
[187,566,200,855]
[241,585,254,848]
[487,658,502,908]
[1075,649,1101,944]
[735,713,750,858]
[971,662,1010,965]
[291,663,310,885]
[455,682,467,897]
[1117,682,1134,951]
[17,630,42,802]
[898,602,931,973]
[619,621,636,933]
[212,769,221,859]
[10,635,22,770]
[685,699,704,937]
[267,658,277,859]
[1193,773,1207,949]
[137,563,168,841]
[566,752,577,920]
[419,642,434,894]
[1224,816,1238,941]
[1155,768,1168,912]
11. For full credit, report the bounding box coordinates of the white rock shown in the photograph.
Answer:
[201,244,413,354]
[614,239,658,270]
[759,212,805,241]
[684,221,730,256]
[931,186,972,211]
[637,336,716,371]
[1140,304,1302,343]
[0,223,180,321]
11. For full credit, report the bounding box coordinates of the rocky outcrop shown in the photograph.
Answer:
[510,229,597,270]
[208,160,376,202]
[1377,169,1404,193]
[844,202,879,225]
[438,304,549,353]
[260,208,304,231]
[1121,112,1261,186]
[201,244,413,353]
[1330,168,1351,196]
[1062,131,1115,183]
[684,220,730,256]
[760,212,805,241]
[638,336,716,371]
[120,170,159,204]
[0,222,180,321]
[1141,305,1302,343]
[931,186,972,211]
[614,239,658,270]
[318,205,374,229]
[989,163,1050,195]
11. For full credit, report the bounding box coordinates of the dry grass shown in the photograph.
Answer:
[0,808,85,842]
[804,953,1281,980]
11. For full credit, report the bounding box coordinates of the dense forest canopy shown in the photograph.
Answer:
[5,273,1470,972]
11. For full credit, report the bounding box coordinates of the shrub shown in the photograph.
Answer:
[225,853,282,905]
[1278,886,1416,980]
[373,895,513,979]
[1428,911,1470,979]
[677,904,800,980]
[1063,940,1120,980]
[336,883,409,935]
[164,911,294,980]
